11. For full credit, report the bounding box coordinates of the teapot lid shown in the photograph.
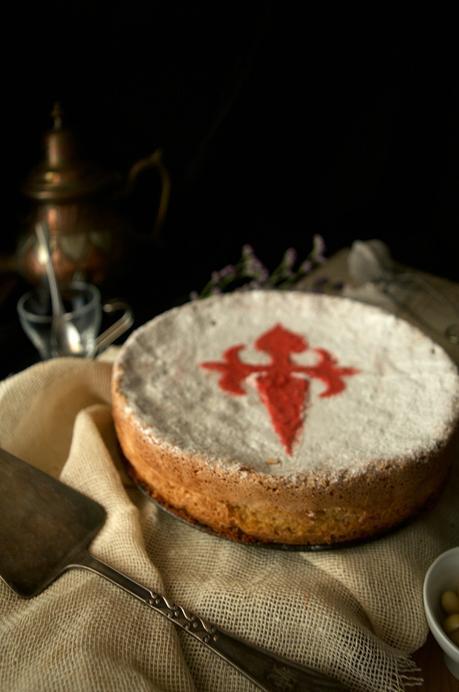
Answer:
[22,103,119,201]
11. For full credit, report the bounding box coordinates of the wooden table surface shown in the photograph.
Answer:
[413,634,459,691]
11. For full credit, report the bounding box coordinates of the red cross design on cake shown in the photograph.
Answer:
[201,324,359,455]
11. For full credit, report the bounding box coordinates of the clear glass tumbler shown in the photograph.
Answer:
[17,281,132,360]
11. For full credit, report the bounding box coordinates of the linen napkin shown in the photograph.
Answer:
[0,256,458,691]
[297,242,459,364]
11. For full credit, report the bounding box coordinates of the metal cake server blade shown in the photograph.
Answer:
[0,447,347,692]
[0,447,106,597]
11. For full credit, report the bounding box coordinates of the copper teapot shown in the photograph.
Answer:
[6,104,171,285]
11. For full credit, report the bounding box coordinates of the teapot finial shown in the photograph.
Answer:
[51,102,63,131]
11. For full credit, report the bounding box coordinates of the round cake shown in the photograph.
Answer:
[112,291,459,545]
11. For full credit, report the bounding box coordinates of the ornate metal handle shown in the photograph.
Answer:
[127,148,171,243]
[73,551,346,692]
[94,300,134,355]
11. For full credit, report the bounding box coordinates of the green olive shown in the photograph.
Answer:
[443,613,459,635]
[451,630,459,647]
[441,590,459,614]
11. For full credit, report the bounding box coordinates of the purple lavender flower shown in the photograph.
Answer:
[242,244,255,259]
[191,234,327,300]
[299,259,312,274]
[242,254,269,282]
[311,234,326,263]
[219,264,236,279]
[282,247,297,269]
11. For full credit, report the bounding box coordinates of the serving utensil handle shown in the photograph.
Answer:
[73,551,346,692]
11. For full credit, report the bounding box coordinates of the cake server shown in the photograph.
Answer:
[0,447,347,692]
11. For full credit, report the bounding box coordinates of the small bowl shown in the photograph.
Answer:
[423,546,459,680]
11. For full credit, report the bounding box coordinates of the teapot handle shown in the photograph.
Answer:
[127,149,171,242]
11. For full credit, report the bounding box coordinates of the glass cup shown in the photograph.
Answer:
[17,281,133,360]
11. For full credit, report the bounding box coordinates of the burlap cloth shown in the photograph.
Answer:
[0,249,458,692]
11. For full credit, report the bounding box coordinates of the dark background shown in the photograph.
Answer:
[1,4,458,374]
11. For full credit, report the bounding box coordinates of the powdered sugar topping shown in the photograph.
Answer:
[114,291,459,478]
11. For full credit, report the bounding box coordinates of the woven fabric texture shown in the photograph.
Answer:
[0,274,458,691]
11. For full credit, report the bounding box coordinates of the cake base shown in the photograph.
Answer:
[126,458,448,551]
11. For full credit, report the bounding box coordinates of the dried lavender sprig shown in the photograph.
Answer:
[240,245,269,282]
[198,265,239,298]
[190,234,327,299]
[265,247,297,287]
[266,235,327,290]
[311,234,326,263]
